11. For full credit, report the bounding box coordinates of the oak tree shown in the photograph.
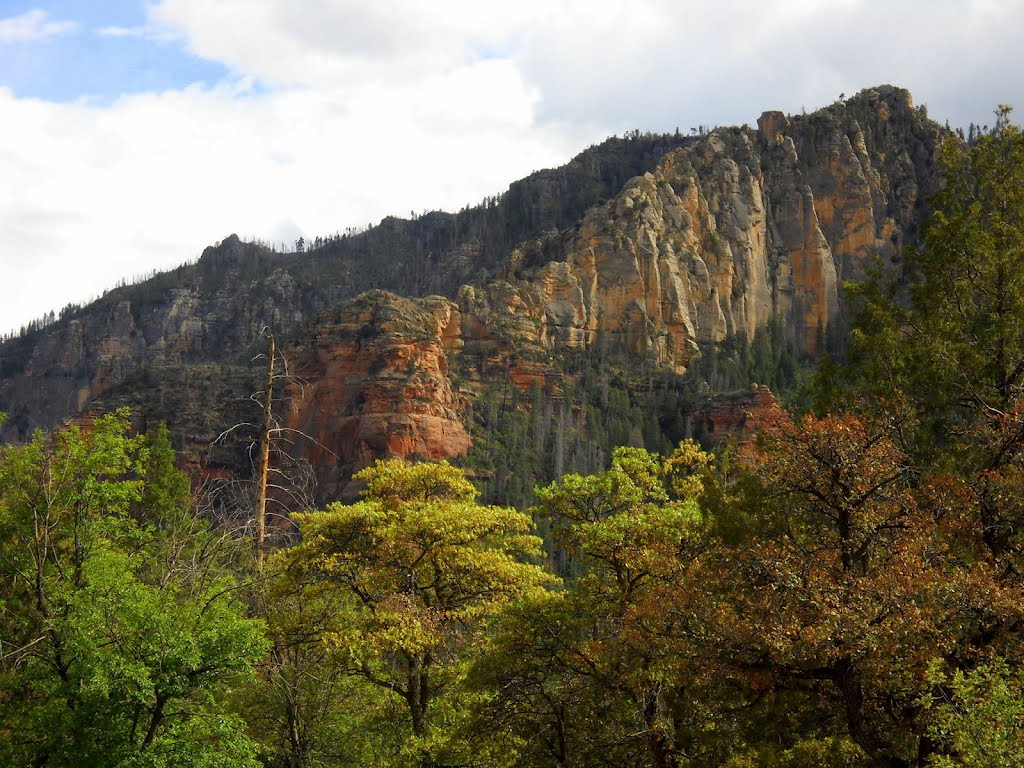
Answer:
[285,459,557,767]
[714,412,1022,767]
[473,444,713,768]
[0,412,268,767]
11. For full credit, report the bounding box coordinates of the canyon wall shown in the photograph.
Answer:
[0,86,944,496]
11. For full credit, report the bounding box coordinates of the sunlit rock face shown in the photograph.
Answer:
[465,85,938,368]
[283,292,472,499]
[0,85,942,500]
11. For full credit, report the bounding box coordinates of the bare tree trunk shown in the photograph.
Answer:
[257,332,275,570]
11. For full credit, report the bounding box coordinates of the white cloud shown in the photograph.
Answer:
[149,0,550,87]
[0,9,76,43]
[96,25,144,38]
[95,24,178,43]
[146,0,1024,130]
[0,67,581,333]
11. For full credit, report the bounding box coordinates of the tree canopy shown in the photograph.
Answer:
[0,413,267,767]
[283,459,557,767]
[4,108,1024,768]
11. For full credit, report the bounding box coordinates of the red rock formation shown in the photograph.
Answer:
[283,292,471,499]
[689,385,781,447]
[1,86,943,510]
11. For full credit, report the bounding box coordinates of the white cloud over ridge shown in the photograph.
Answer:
[0,60,577,333]
[150,0,1024,130]
[2,0,1024,334]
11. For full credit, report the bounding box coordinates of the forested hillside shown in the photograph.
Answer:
[1,98,1022,767]
[0,130,690,439]
[1,86,946,518]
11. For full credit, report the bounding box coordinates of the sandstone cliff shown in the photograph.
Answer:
[0,130,692,442]
[464,85,940,370]
[282,292,471,498]
[0,85,945,500]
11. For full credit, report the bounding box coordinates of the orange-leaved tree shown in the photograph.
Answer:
[712,411,1021,767]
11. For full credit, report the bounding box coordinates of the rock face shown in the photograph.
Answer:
[0,129,695,444]
[467,85,940,368]
[0,237,312,441]
[0,85,945,498]
[282,292,471,498]
[689,385,781,447]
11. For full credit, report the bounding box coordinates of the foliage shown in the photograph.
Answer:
[463,349,703,513]
[845,108,1024,425]
[902,107,1024,415]
[237,564,380,768]
[0,412,267,767]
[923,659,1024,767]
[285,459,557,767]
[830,106,1024,571]
[714,410,1023,765]
[470,443,714,767]
[691,318,804,396]
[721,737,869,768]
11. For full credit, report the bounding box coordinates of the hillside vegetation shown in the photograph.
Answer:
[1,103,1023,767]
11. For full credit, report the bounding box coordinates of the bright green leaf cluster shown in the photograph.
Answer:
[286,459,557,765]
[0,411,268,768]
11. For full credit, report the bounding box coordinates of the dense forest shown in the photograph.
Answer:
[1,112,1023,768]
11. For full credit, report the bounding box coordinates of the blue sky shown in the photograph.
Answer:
[2,0,1024,335]
[0,1,228,101]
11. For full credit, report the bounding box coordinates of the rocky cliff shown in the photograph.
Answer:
[689,385,781,447]
[460,85,941,370]
[282,292,471,499]
[0,130,692,442]
[0,85,946,500]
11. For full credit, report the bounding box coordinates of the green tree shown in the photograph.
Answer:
[900,107,1024,416]
[285,459,557,767]
[471,443,714,768]
[238,566,377,768]
[848,108,1022,412]
[0,412,268,767]
[843,107,1024,561]
[923,659,1024,767]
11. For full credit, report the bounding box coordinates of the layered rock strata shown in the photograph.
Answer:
[468,86,939,368]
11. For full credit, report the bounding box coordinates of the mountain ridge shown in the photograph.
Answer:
[0,84,946,502]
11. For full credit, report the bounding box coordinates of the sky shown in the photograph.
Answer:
[1,0,1023,335]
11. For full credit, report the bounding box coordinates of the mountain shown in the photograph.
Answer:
[0,85,945,504]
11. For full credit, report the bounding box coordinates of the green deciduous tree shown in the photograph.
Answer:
[284,459,557,767]
[923,659,1024,767]
[0,412,268,768]
[238,566,375,768]
[472,443,714,768]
